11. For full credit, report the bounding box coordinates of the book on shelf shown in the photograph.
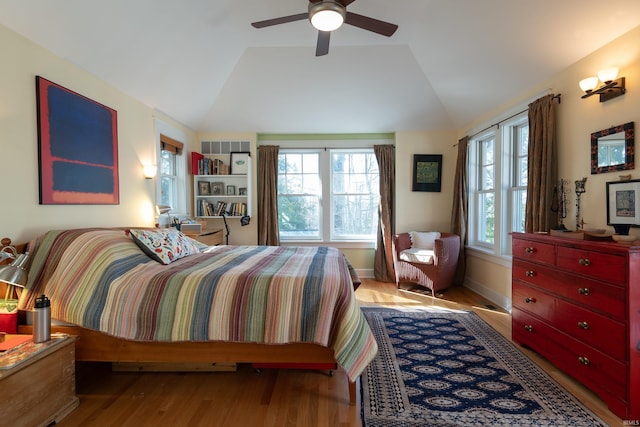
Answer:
[191,152,229,175]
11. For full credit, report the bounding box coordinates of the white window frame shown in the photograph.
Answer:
[154,120,187,218]
[468,111,528,259]
[271,137,388,249]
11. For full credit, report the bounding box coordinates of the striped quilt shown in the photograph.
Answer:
[19,228,377,381]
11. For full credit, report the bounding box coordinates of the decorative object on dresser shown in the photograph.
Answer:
[511,232,639,419]
[574,177,587,230]
[606,179,640,236]
[392,232,460,295]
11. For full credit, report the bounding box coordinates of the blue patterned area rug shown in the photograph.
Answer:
[361,307,607,427]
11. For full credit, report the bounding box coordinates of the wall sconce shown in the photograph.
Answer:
[142,164,157,179]
[579,67,626,102]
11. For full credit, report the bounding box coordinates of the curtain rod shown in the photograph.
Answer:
[462,93,561,143]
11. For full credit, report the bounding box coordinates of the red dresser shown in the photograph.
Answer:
[511,232,640,419]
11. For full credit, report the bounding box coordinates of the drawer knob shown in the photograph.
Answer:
[524,325,533,332]
[525,270,535,277]
[578,258,591,266]
[525,297,536,304]
[525,247,535,254]
[578,356,590,366]
[578,321,590,330]
[578,287,591,296]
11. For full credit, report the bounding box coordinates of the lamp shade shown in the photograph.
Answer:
[579,77,598,92]
[0,253,29,288]
[597,67,619,83]
[309,2,346,31]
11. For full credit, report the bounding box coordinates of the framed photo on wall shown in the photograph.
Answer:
[412,154,442,192]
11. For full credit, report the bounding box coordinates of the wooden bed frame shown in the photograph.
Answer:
[4,238,357,404]
[17,321,356,404]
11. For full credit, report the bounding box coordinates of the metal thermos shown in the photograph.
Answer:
[33,294,51,343]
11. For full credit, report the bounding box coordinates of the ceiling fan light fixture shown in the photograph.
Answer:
[309,1,346,32]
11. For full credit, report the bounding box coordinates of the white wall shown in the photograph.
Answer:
[0,23,195,244]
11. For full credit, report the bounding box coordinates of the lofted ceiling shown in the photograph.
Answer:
[1,0,640,134]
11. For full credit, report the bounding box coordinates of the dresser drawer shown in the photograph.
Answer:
[512,309,626,400]
[513,282,626,359]
[513,260,625,320]
[512,238,555,265]
[556,246,626,284]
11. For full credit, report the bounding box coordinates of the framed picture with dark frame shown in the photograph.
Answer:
[211,182,224,195]
[412,154,442,192]
[198,181,210,195]
[606,179,640,235]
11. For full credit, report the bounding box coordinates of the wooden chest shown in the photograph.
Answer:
[0,335,78,427]
[511,233,640,419]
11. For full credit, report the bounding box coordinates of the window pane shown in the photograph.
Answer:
[478,192,495,244]
[278,195,320,238]
[160,150,177,208]
[512,189,527,233]
[331,151,379,240]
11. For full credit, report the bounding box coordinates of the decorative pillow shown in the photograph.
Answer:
[400,248,435,264]
[129,228,200,265]
[410,231,441,250]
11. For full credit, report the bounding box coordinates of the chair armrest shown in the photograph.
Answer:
[433,234,460,267]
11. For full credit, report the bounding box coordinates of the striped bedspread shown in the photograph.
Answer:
[19,228,377,381]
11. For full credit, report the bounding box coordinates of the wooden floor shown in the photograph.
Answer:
[58,279,625,427]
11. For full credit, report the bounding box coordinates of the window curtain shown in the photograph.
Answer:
[450,136,468,286]
[525,94,558,232]
[257,145,280,246]
[160,134,183,154]
[373,144,395,282]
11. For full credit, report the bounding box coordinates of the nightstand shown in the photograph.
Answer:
[0,334,78,427]
[183,228,223,246]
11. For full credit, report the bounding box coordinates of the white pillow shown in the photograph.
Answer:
[400,248,435,264]
[410,231,441,250]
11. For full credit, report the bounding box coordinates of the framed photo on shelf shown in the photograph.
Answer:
[226,185,236,195]
[238,187,247,196]
[230,152,250,175]
[412,154,442,192]
[211,182,224,195]
[198,181,210,195]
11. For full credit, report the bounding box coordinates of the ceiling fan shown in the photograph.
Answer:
[251,0,398,56]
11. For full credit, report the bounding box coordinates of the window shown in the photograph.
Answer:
[469,112,528,256]
[277,148,379,244]
[158,134,184,213]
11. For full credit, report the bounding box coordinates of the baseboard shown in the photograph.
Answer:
[463,277,512,313]
[357,268,374,279]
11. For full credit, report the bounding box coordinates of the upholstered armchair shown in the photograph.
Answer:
[393,232,460,295]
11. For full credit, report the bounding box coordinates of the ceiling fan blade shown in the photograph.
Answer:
[316,31,330,56]
[345,12,398,37]
[251,12,308,29]
[337,0,356,6]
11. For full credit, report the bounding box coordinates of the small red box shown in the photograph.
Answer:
[0,312,18,334]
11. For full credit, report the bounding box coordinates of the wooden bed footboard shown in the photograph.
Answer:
[18,323,357,405]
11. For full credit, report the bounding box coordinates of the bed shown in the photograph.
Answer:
[16,228,377,403]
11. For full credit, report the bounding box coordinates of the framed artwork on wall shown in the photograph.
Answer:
[36,76,119,204]
[412,154,442,192]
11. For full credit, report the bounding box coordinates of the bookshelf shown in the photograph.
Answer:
[192,153,251,219]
